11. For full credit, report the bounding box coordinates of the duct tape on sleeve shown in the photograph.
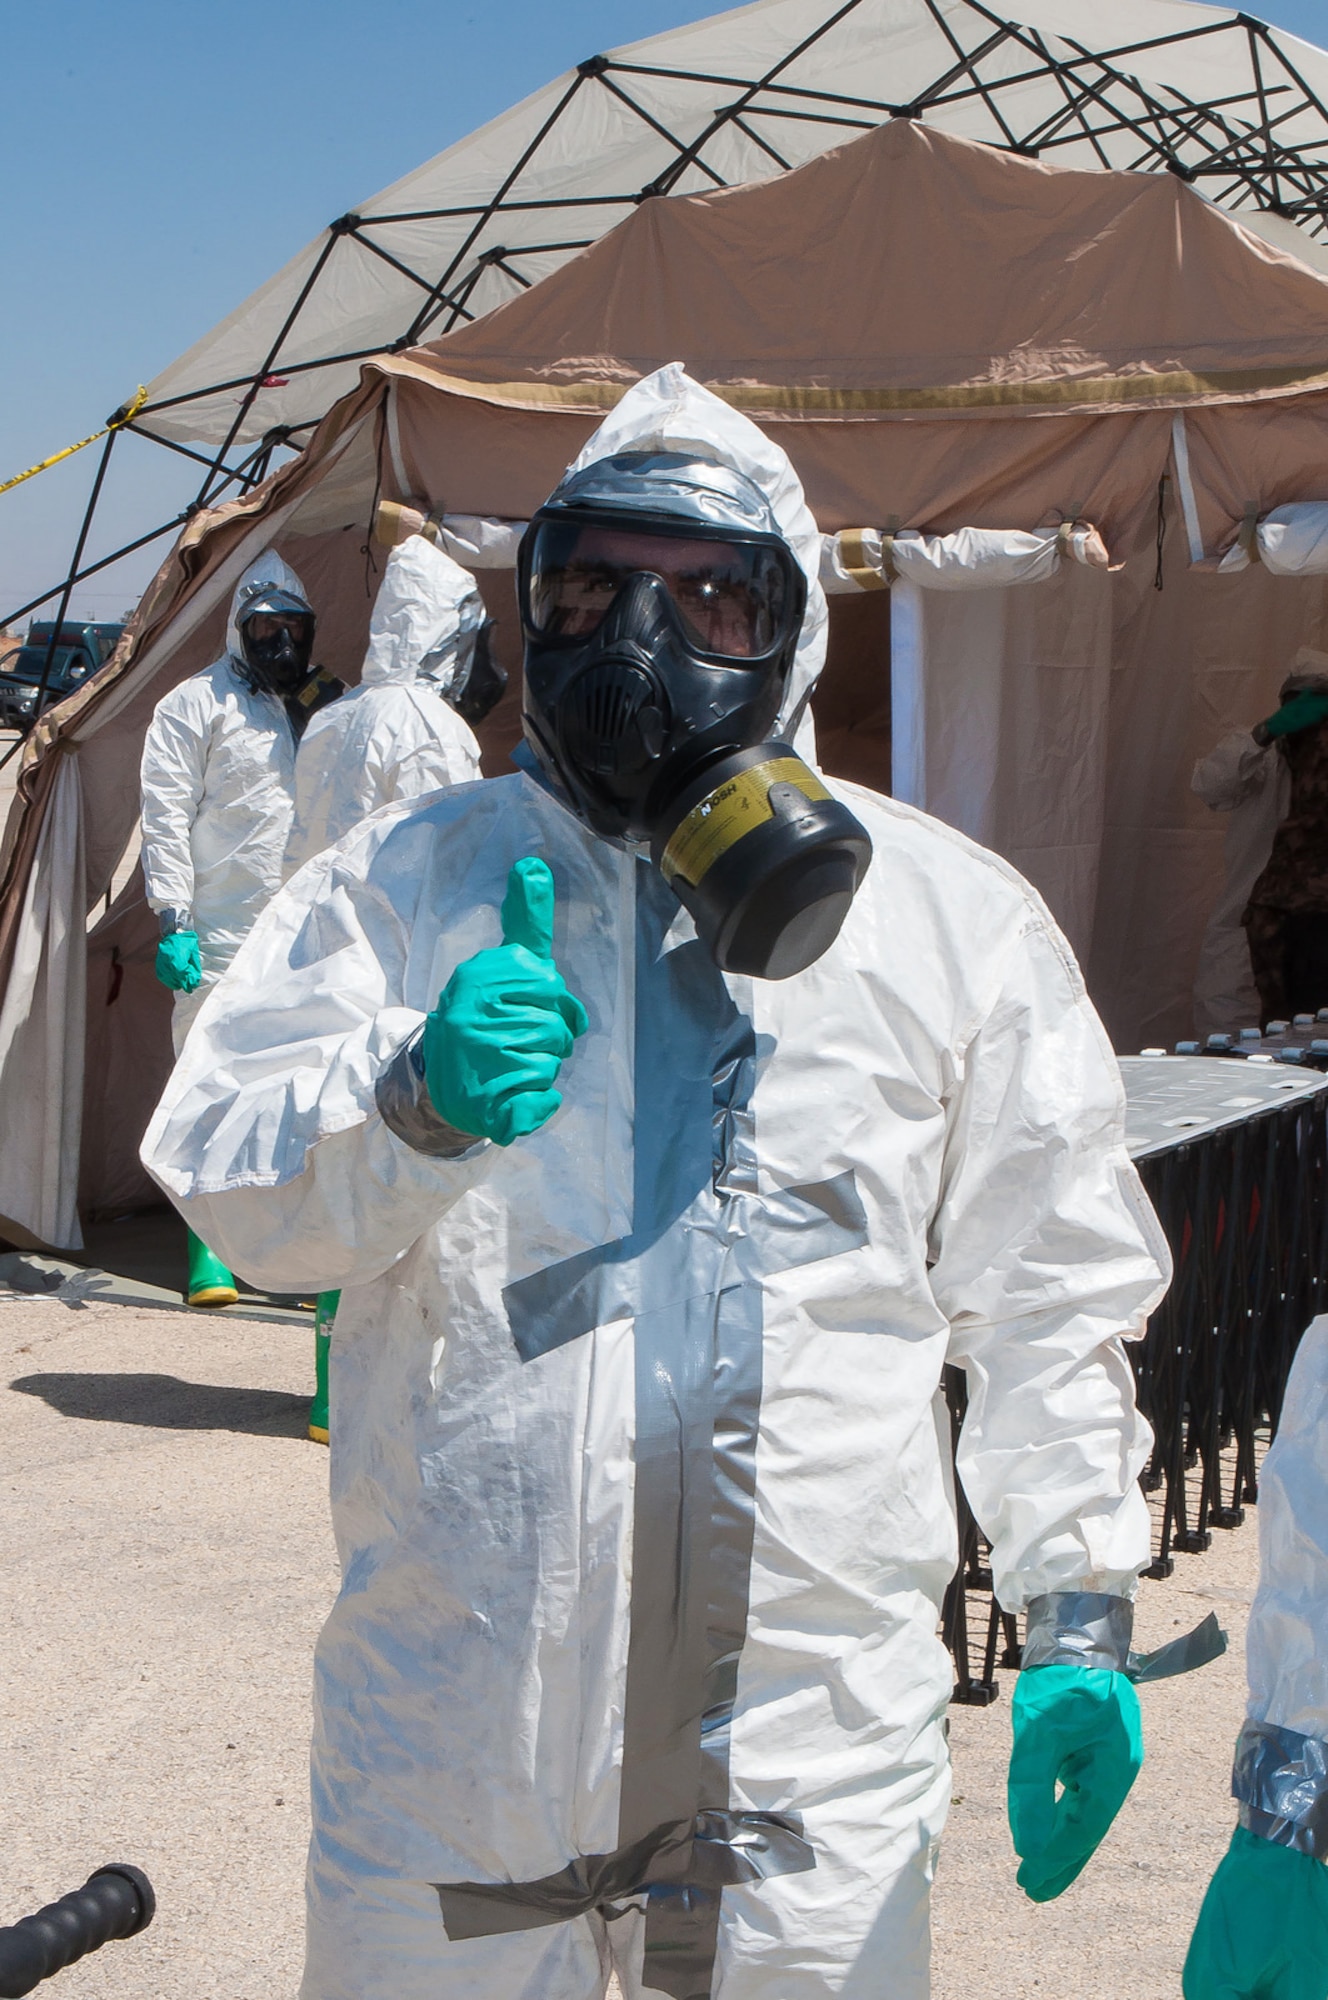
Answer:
[1233,1719,1328,1860]
[374,1029,487,1159]
[1023,1594,1227,1681]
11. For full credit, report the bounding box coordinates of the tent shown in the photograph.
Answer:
[5,113,1328,1253]
[10,0,1328,635]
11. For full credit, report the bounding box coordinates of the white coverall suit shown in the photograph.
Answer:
[285,534,484,876]
[1239,1314,1328,1829]
[1191,730,1289,1038]
[140,551,311,1053]
[143,371,1167,2000]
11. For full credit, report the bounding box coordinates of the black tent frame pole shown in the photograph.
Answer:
[403,68,589,344]
[0,513,185,636]
[193,225,345,510]
[1,427,118,772]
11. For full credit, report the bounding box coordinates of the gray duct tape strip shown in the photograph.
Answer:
[1233,1720,1328,1860]
[1022,1593,1134,1673]
[437,870,856,1996]
[375,1028,486,1159]
[1127,1611,1228,1684]
[1022,1595,1227,1683]
[436,1810,814,1943]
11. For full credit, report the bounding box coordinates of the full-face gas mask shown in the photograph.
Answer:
[234,583,316,701]
[518,451,871,979]
[431,619,507,727]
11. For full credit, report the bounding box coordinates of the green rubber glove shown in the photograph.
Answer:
[1007,1663,1144,1901]
[155,929,202,992]
[1184,1826,1328,2000]
[422,856,589,1148]
[1259,691,1328,741]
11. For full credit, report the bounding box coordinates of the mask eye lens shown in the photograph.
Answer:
[526,519,792,660]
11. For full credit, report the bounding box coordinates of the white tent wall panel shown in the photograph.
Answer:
[1089,515,1328,1056]
[889,560,1114,968]
[885,504,1328,1057]
[0,759,86,1250]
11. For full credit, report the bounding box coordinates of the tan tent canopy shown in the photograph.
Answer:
[4,117,1328,1251]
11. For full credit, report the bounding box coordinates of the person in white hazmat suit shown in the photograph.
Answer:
[1184,1315,1328,1999]
[285,532,499,1442]
[284,533,498,877]
[140,549,337,1307]
[143,367,1175,2000]
[1190,649,1328,1038]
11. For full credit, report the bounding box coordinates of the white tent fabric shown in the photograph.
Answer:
[384,509,1110,591]
[140,0,1328,449]
[0,759,86,1249]
[890,566,1115,964]
[820,523,1110,593]
[1219,503,1328,575]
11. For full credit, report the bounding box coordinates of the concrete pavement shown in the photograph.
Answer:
[1,1283,1255,1998]
[1,1291,332,1999]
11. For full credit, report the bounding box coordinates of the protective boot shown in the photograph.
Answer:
[310,1291,339,1444]
[186,1229,238,1308]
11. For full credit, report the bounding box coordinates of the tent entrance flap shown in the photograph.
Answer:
[889,565,1115,969]
[0,757,87,1252]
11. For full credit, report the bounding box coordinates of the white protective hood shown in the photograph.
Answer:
[139,546,312,1049]
[225,549,312,667]
[563,362,828,758]
[361,534,487,693]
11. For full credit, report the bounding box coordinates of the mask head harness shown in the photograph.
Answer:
[518,450,871,979]
[234,580,316,700]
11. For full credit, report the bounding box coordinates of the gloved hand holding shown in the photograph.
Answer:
[423,856,588,1148]
[155,929,202,992]
[1007,1663,1144,1901]
[1184,1825,1328,2000]
[1254,690,1328,744]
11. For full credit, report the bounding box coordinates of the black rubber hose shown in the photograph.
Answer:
[0,1866,154,1997]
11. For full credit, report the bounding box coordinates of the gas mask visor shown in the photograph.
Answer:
[519,466,871,980]
[525,513,798,662]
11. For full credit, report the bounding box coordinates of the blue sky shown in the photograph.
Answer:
[2,0,1326,625]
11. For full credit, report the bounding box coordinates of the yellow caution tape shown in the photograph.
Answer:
[0,386,149,499]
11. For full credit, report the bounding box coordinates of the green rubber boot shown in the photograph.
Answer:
[186,1228,238,1308]
[310,1291,339,1445]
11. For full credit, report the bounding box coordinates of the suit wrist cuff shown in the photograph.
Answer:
[375,1028,485,1160]
[1234,1721,1328,1860]
[1022,1592,1134,1673]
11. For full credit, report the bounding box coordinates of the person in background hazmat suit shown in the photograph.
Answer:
[143,366,1175,2000]
[1184,1313,1328,2000]
[1192,721,1290,1039]
[1243,653,1328,1026]
[284,532,500,1440]
[140,550,338,1308]
[1191,649,1328,1037]
[284,532,501,877]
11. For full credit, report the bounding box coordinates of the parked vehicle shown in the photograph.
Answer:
[0,621,124,730]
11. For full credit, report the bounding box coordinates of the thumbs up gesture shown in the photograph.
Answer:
[422,857,589,1147]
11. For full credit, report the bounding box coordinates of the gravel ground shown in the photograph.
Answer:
[1,1288,1255,1997]
[1,1292,332,1999]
